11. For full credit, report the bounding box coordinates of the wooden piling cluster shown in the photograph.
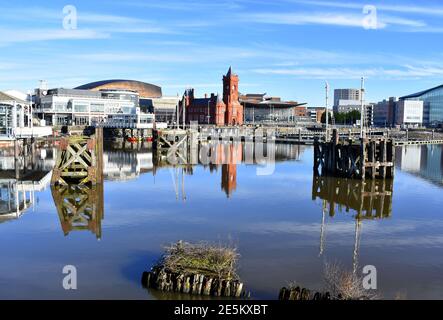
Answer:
[278,287,331,300]
[152,129,198,165]
[141,267,246,298]
[51,128,103,186]
[314,129,395,179]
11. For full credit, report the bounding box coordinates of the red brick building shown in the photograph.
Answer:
[182,67,244,126]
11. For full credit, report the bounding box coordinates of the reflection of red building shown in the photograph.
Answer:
[220,143,242,197]
[182,67,243,126]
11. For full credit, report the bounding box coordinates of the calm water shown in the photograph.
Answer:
[1,141,443,299]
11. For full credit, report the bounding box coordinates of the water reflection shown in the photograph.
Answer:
[51,183,104,239]
[312,176,393,219]
[1,139,443,299]
[312,176,394,273]
[0,144,51,223]
[396,144,443,186]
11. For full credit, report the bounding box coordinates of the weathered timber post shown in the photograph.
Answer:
[51,129,103,186]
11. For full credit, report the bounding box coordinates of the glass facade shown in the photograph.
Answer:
[403,85,443,126]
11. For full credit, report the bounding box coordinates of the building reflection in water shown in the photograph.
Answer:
[312,176,394,273]
[0,144,52,223]
[51,183,104,239]
[1,140,307,234]
[213,142,242,198]
[396,144,443,186]
[153,141,307,199]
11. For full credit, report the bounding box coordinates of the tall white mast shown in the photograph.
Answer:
[325,81,329,141]
[360,77,365,139]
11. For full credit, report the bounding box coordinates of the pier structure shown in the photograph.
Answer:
[51,128,104,186]
[50,128,105,238]
[313,129,395,179]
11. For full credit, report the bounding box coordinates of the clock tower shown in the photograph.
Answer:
[223,67,243,125]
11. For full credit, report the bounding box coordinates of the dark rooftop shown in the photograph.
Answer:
[400,84,443,100]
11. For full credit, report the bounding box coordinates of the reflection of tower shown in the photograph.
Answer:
[220,143,242,197]
[222,163,237,198]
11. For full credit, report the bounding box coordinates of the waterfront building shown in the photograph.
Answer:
[145,96,180,124]
[239,93,307,123]
[333,89,361,107]
[333,99,361,113]
[307,107,325,123]
[0,91,51,140]
[395,100,423,127]
[332,99,373,127]
[373,97,398,127]
[400,84,443,127]
[33,88,154,127]
[182,67,244,126]
[1,91,28,137]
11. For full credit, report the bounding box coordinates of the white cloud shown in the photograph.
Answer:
[0,28,110,45]
[242,11,427,30]
[252,64,443,80]
[289,0,443,17]
[244,12,385,28]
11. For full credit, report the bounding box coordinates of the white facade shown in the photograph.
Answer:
[334,99,361,113]
[334,89,361,106]
[36,89,142,126]
[396,100,423,126]
[1,92,51,140]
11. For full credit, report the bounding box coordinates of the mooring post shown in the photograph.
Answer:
[14,138,20,180]
[331,129,338,175]
[380,139,386,179]
[360,139,366,179]
[313,138,319,175]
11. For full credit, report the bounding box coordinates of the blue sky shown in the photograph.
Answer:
[1,0,443,107]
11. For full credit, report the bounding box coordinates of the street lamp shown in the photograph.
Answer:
[360,77,365,139]
[325,81,329,141]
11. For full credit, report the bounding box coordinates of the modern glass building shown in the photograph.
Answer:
[400,84,443,127]
[34,88,142,126]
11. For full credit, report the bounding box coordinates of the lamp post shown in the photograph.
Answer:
[325,81,329,141]
[360,77,365,139]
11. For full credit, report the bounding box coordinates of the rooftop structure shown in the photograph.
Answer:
[75,79,162,98]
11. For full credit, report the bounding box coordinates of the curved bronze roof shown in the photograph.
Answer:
[75,79,162,98]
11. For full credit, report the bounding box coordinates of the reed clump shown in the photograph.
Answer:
[160,240,239,280]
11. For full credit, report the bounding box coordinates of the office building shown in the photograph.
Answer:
[400,84,443,127]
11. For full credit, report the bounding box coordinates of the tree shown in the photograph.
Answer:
[321,111,333,124]
[331,110,361,125]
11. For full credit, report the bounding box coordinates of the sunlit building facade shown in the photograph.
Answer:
[34,88,154,127]
[400,84,443,127]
